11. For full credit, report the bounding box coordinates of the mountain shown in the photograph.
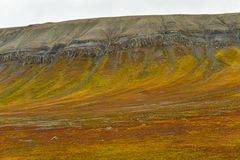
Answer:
[0,13,240,159]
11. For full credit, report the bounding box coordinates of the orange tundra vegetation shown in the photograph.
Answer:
[0,48,240,159]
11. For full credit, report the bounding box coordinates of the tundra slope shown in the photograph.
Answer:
[0,13,240,126]
[1,13,240,160]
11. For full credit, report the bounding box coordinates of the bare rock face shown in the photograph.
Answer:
[0,13,239,64]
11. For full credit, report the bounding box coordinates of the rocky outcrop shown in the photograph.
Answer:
[0,13,239,64]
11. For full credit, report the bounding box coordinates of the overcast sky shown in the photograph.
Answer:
[0,0,240,28]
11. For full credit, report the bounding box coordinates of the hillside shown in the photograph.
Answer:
[0,13,240,159]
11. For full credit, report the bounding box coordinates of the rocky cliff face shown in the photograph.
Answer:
[0,13,239,65]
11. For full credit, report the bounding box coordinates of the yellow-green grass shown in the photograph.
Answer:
[1,48,240,159]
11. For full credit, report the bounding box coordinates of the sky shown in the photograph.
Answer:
[0,0,240,28]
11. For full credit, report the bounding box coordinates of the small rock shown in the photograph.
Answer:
[141,124,146,127]
[51,136,58,141]
[105,126,113,131]
[181,118,188,121]
[19,139,33,143]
